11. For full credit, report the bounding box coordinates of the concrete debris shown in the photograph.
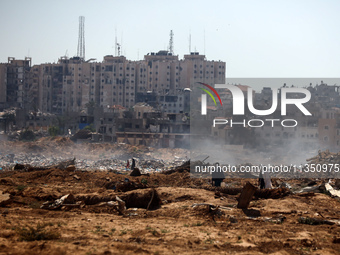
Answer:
[162,160,190,175]
[0,150,186,173]
[303,150,340,178]
[11,159,76,172]
[41,188,161,212]
[41,194,76,210]
[279,182,292,189]
[307,149,340,164]
[296,185,323,194]
[115,196,126,215]
[325,183,340,198]
[265,215,286,224]
[251,215,286,224]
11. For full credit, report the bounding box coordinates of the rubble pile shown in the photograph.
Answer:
[303,150,340,178]
[162,160,190,175]
[0,137,188,172]
[307,150,340,164]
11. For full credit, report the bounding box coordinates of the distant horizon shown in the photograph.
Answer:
[226,78,340,91]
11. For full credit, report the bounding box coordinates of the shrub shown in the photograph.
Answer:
[48,126,60,137]
[17,223,61,241]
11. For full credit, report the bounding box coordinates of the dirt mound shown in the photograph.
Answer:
[70,129,92,141]
[114,180,146,192]
[255,187,291,199]
[130,167,141,176]
[75,193,117,205]
[1,165,340,254]
[123,188,161,209]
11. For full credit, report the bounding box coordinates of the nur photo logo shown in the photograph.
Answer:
[198,82,312,128]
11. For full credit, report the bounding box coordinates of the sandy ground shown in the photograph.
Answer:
[0,139,339,254]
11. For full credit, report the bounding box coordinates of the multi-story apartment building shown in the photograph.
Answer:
[0,64,7,110]
[142,51,179,93]
[1,57,32,109]
[0,52,226,116]
[180,52,225,88]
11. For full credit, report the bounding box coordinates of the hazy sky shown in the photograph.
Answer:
[1,0,340,78]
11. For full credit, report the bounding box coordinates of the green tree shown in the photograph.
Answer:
[48,126,60,137]
[84,123,95,132]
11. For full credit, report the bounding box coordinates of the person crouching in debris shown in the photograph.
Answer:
[131,158,136,170]
[212,162,224,187]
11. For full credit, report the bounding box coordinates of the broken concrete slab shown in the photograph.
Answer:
[325,183,340,198]
[40,194,76,210]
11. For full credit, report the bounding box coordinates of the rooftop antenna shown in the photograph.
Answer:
[189,31,191,53]
[117,43,121,56]
[77,16,85,60]
[204,29,206,55]
[121,31,123,56]
[115,27,117,56]
[168,30,174,54]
